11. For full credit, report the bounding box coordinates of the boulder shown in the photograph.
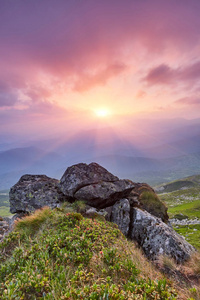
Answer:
[59,162,119,198]
[9,174,66,214]
[131,208,195,263]
[128,183,168,222]
[110,198,130,236]
[74,179,134,208]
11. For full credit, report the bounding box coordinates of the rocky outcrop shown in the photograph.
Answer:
[130,208,195,263]
[59,162,118,198]
[8,162,195,263]
[87,204,195,263]
[74,179,134,208]
[9,174,66,214]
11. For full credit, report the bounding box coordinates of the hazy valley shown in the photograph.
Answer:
[1,118,200,190]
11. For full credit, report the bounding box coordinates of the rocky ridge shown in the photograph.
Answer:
[3,162,196,263]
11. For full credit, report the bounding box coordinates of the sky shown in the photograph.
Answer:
[1,0,200,140]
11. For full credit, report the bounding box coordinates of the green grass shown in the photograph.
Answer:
[157,175,200,251]
[0,206,178,300]
[0,190,9,207]
[159,187,200,207]
[166,200,200,250]
[167,201,200,219]
[173,224,200,250]
[0,190,12,217]
[0,206,12,217]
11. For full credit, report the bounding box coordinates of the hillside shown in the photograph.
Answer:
[156,175,200,250]
[1,164,200,299]
[0,147,64,189]
[0,190,10,217]
[0,206,199,299]
[155,175,200,194]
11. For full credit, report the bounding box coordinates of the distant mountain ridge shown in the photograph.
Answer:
[0,118,200,189]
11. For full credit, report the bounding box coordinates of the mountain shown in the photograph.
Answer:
[0,147,66,189]
[155,174,200,193]
[0,146,64,173]
[1,118,200,189]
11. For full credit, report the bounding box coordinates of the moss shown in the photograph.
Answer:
[139,189,168,222]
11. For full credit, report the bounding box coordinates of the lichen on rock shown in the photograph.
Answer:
[131,207,195,263]
[9,174,66,214]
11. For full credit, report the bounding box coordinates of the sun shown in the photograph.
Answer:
[95,108,110,118]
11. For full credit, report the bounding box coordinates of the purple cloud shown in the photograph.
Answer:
[1,0,200,79]
[0,0,200,125]
[0,92,17,107]
[144,64,173,85]
[0,82,18,107]
[144,61,200,87]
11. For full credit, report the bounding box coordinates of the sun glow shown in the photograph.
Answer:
[95,108,110,118]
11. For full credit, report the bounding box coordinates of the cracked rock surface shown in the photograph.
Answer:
[131,208,195,263]
[74,179,134,208]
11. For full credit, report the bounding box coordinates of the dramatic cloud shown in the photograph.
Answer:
[1,0,200,137]
[1,0,200,78]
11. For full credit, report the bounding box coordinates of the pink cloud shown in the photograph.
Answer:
[1,0,200,79]
[0,0,200,133]
[73,62,127,92]
[175,97,200,106]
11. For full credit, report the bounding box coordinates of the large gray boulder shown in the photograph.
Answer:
[110,198,130,236]
[59,162,119,198]
[9,174,65,213]
[74,179,134,208]
[131,208,195,263]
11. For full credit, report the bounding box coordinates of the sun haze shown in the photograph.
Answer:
[95,109,110,118]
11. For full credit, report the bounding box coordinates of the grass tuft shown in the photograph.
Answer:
[14,206,52,236]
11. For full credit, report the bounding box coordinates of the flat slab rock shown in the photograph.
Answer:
[59,162,119,198]
[9,174,65,214]
[74,179,134,208]
[131,208,195,263]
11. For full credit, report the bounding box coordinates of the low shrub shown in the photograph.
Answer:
[0,208,178,299]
